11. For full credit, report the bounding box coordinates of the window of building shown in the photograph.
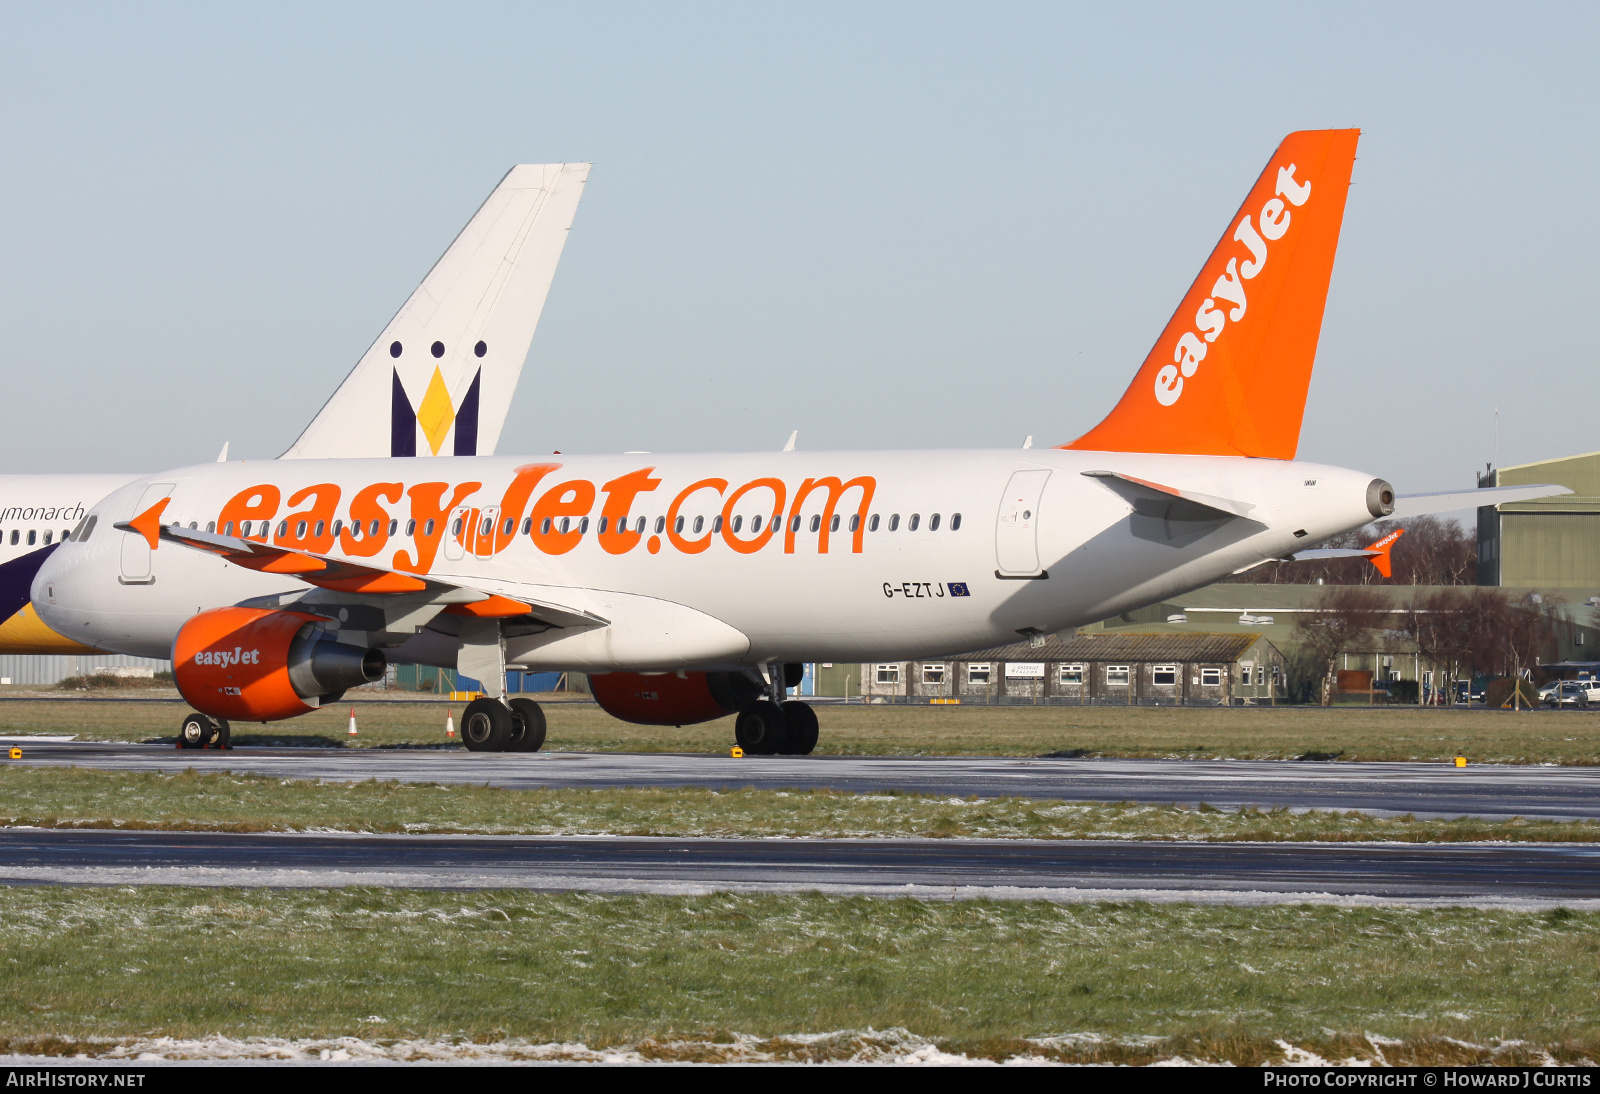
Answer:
[875,664,900,684]
[968,663,991,684]
[1239,663,1253,686]
[1153,665,1177,686]
[1105,664,1130,685]
[1059,664,1084,685]
[1200,667,1223,687]
[922,663,946,685]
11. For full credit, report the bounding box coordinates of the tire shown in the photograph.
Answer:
[506,698,547,752]
[461,697,511,752]
[734,700,789,755]
[210,719,231,750]
[780,701,818,755]
[178,713,211,750]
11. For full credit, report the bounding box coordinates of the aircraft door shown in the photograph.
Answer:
[443,506,472,562]
[995,469,1050,577]
[119,483,174,585]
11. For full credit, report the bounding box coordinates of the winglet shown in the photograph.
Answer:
[117,498,171,550]
[1365,528,1403,578]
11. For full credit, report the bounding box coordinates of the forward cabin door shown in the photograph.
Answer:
[119,483,174,585]
[995,469,1050,578]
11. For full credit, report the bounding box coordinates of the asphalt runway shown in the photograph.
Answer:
[9,740,1600,820]
[2,828,1596,907]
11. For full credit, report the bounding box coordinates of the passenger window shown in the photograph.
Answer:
[692,516,703,534]
[674,516,684,534]
[830,515,839,532]
[790,515,802,533]
[450,518,462,536]
[809,515,821,533]
[314,520,326,538]
[888,514,899,532]
[909,514,921,531]
[349,521,360,540]
[503,518,514,536]
[206,521,216,534]
[8,530,16,545]
[277,520,289,538]
[43,531,51,545]
[27,530,36,545]
[481,516,493,536]
[597,517,608,535]
[869,514,879,532]
[388,520,399,537]
[560,517,571,534]
[731,515,743,534]
[579,517,589,534]
[635,516,646,533]
[951,513,962,531]
[222,521,233,537]
[929,514,941,531]
[541,518,552,535]
[522,517,533,535]
[849,514,859,532]
[655,516,666,535]
[372,519,382,537]
[712,515,723,533]
[404,520,416,537]
[750,515,762,533]
[424,519,436,537]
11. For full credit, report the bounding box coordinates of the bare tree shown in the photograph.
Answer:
[1291,586,1390,705]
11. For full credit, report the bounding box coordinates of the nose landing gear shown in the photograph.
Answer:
[177,713,231,750]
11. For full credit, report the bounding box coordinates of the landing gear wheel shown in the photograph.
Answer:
[178,713,229,750]
[209,719,231,750]
[461,697,511,752]
[178,713,208,749]
[734,700,789,755]
[506,698,547,753]
[779,701,818,755]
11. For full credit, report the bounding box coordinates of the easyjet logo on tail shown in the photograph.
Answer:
[1154,165,1311,408]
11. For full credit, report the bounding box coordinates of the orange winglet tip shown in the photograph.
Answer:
[443,595,532,618]
[125,498,171,550]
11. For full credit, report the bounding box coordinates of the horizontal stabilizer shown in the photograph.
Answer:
[1083,470,1255,523]
[1291,527,1403,577]
[1393,484,1571,518]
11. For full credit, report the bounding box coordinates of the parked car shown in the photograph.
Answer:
[1454,680,1486,704]
[1546,680,1600,708]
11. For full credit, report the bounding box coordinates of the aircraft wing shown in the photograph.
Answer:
[1392,484,1571,518]
[114,504,606,630]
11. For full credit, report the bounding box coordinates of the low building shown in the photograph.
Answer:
[1478,452,1600,587]
[857,632,1285,705]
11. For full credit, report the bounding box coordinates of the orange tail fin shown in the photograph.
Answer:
[1066,129,1360,459]
[1365,527,1403,578]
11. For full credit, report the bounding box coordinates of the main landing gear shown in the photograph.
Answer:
[177,712,230,750]
[734,663,819,755]
[460,696,547,753]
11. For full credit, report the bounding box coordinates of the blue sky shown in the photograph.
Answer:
[0,2,1594,494]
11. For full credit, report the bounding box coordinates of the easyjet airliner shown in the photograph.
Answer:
[32,131,1566,752]
[0,163,588,656]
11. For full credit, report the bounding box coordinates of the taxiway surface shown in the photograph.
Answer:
[2,828,1596,907]
[9,740,1600,820]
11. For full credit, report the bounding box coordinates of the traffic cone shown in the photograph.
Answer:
[347,707,358,737]
[446,709,456,738]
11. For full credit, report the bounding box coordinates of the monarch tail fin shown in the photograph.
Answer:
[1065,129,1359,459]
[282,163,591,460]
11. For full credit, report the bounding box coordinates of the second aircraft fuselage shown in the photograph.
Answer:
[32,449,1385,669]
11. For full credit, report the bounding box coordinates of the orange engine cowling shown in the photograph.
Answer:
[590,671,763,726]
[173,606,386,722]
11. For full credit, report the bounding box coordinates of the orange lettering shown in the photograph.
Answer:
[339,482,402,558]
[217,485,280,541]
[490,464,561,554]
[666,478,727,554]
[720,478,786,554]
[598,467,662,555]
[394,482,481,574]
[276,484,341,554]
[529,479,596,555]
[785,476,876,554]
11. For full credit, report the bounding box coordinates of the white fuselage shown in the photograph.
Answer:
[32,450,1382,668]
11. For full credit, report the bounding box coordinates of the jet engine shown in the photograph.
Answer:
[590,670,763,726]
[173,606,385,722]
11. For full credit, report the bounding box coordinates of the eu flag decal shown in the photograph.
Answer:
[947,582,971,597]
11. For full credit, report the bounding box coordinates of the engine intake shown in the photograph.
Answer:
[174,606,385,722]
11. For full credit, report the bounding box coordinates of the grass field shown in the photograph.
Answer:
[7,694,1600,764]
[2,766,1596,843]
[0,887,1595,1064]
